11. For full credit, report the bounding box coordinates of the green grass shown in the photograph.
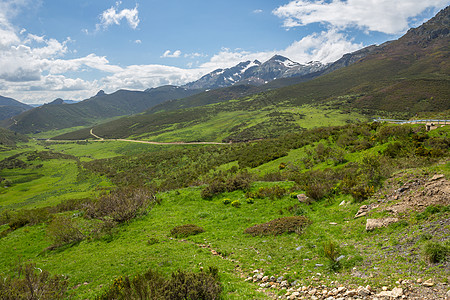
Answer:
[2,181,447,299]
[0,122,448,299]
[0,152,113,210]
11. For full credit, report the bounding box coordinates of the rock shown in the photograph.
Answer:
[430,174,444,181]
[296,246,303,251]
[446,289,450,300]
[416,278,423,283]
[382,286,388,291]
[280,280,289,288]
[262,276,269,282]
[329,222,338,225]
[336,255,345,261]
[339,200,346,206]
[365,217,399,231]
[355,205,369,218]
[277,276,284,283]
[377,287,403,298]
[292,291,300,297]
[309,288,317,295]
[297,194,309,203]
[315,264,324,267]
[398,186,409,193]
[337,286,346,293]
[357,286,371,296]
[422,278,434,287]
[301,286,308,291]
[345,289,357,297]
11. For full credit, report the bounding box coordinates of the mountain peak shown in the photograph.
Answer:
[46,98,65,105]
[96,90,106,97]
[268,54,289,62]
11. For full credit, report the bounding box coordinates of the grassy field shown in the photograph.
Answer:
[0,123,448,299]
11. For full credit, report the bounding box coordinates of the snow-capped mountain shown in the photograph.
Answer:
[182,55,327,90]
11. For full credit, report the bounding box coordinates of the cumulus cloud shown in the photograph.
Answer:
[96,1,140,31]
[253,9,263,14]
[273,0,449,34]
[161,50,182,58]
[101,64,202,91]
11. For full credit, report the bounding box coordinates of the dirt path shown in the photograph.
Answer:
[48,129,228,145]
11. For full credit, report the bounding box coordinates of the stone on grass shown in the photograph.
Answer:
[365,217,399,231]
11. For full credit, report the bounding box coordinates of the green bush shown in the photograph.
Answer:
[245,197,254,204]
[84,187,154,223]
[170,224,205,238]
[231,200,241,208]
[222,198,231,205]
[0,263,68,299]
[244,216,311,236]
[46,215,86,247]
[323,241,342,272]
[422,241,449,263]
[99,267,222,300]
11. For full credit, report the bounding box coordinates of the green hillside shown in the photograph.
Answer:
[0,122,449,299]
[2,86,201,134]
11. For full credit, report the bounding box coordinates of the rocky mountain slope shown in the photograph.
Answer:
[183,55,326,90]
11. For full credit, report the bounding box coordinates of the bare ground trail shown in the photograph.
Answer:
[48,129,228,145]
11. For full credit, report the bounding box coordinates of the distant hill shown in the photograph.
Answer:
[2,86,201,134]
[0,96,32,121]
[54,6,450,143]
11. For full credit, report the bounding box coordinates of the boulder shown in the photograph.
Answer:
[365,217,399,231]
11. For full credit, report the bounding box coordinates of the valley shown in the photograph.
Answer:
[0,5,449,300]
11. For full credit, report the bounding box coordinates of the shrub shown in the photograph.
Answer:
[7,208,50,230]
[323,241,342,272]
[246,197,254,204]
[0,263,68,299]
[201,179,226,199]
[244,216,311,236]
[170,224,205,238]
[225,172,253,192]
[422,241,449,263]
[46,215,86,247]
[99,267,222,300]
[231,200,241,208]
[84,187,154,223]
[222,198,231,205]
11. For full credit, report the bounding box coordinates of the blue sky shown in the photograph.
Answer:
[0,0,449,103]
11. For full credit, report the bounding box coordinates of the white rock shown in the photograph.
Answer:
[365,217,399,231]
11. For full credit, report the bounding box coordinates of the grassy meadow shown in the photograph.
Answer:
[0,122,449,299]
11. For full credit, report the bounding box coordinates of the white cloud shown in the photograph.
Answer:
[96,2,140,31]
[281,29,362,63]
[273,0,449,34]
[135,39,142,44]
[253,9,263,14]
[101,64,202,91]
[161,50,182,58]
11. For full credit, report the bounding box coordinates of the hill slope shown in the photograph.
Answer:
[0,95,32,121]
[2,86,201,134]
